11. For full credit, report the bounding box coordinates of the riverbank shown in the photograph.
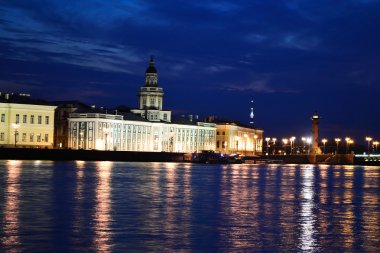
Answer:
[0,148,377,165]
[0,148,184,162]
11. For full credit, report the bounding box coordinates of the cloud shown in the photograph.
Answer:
[0,80,40,91]
[206,64,235,73]
[0,6,143,73]
[222,79,300,94]
[245,34,267,44]
[195,1,241,13]
[278,33,321,51]
[224,79,275,93]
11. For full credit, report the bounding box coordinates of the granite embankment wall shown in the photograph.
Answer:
[0,148,185,162]
[264,154,354,165]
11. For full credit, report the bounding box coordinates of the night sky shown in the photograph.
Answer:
[1,1,380,143]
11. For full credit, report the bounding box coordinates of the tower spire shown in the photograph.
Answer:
[250,99,254,128]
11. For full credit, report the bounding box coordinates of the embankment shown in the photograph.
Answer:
[0,148,185,162]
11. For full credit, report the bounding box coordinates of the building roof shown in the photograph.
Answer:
[145,56,157,74]
[206,116,263,130]
[52,100,91,109]
[0,92,54,106]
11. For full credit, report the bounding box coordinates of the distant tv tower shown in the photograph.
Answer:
[249,99,254,128]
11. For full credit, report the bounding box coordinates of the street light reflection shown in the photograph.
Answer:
[299,165,317,252]
[2,160,22,250]
[93,161,113,252]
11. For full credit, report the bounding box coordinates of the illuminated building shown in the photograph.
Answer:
[67,57,216,152]
[206,117,263,155]
[53,101,90,148]
[0,93,56,148]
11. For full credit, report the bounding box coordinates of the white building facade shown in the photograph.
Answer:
[68,113,215,152]
[67,57,216,153]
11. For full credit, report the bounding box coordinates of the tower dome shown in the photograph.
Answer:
[144,56,158,86]
[145,56,157,74]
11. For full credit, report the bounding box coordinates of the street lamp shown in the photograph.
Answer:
[335,138,341,154]
[282,138,288,154]
[306,137,312,154]
[244,134,248,155]
[234,135,239,153]
[373,141,379,152]
[223,141,228,154]
[290,136,296,154]
[103,127,110,150]
[254,134,258,155]
[272,138,277,155]
[301,137,306,154]
[12,123,20,148]
[79,130,84,149]
[366,137,373,153]
[322,138,328,154]
[345,137,354,154]
[265,137,270,155]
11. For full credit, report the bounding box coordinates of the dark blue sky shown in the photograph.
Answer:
[1,0,380,143]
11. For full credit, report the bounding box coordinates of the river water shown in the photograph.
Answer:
[0,160,379,252]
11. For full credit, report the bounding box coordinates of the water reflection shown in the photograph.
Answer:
[0,161,380,252]
[299,165,317,252]
[2,160,22,252]
[72,160,86,246]
[93,161,113,252]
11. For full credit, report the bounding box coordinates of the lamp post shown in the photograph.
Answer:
[244,134,248,155]
[335,138,341,154]
[345,137,354,154]
[234,135,239,154]
[373,141,379,152]
[272,138,277,155]
[290,136,296,154]
[301,137,306,154]
[282,138,288,155]
[104,127,110,150]
[223,141,227,154]
[366,137,373,153]
[254,134,258,155]
[265,137,270,155]
[322,138,328,154]
[306,137,312,154]
[12,123,20,148]
[79,130,84,149]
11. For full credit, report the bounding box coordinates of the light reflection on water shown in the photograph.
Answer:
[0,161,380,252]
[93,161,112,253]
[2,160,22,252]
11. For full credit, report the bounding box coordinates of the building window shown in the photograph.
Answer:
[45,134,49,142]
[37,134,41,142]
[23,115,27,123]
[45,116,49,125]
[30,133,34,142]
[222,131,225,135]
[22,133,26,142]
[217,131,220,135]
[1,114,5,123]
[30,115,34,124]
[143,98,146,106]
[38,116,42,124]
[0,132,4,141]
[216,141,220,148]
[163,114,167,121]
[16,114,20,124]
[150,97,155,106]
